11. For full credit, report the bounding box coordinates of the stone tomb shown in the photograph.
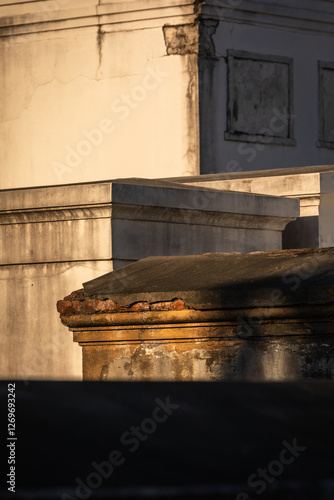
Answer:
[169,164,334,249]
[0,177,297,267]
[0,178,297,381]
[57,248,334,381]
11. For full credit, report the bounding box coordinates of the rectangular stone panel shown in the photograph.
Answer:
[318,61,334,147]
[225,50,295,145]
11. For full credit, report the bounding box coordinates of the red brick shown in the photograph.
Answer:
[82,299,99,313]
[95,299,117,313]
[129,302,150,311]
[71,300,82,313]
[169,299,187,310]
[150,302,169,311]
[56,300,73,315]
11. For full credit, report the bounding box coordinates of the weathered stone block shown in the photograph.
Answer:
[169,165,334,249]
[58,248,334,382]
[1,177,298,380]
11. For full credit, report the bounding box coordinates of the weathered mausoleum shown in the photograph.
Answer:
[2,0,334,381]
[3,3,334,497]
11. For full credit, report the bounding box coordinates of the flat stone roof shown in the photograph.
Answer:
[82,248,334,309]
[0,177,298,219]
[167,165,334,182]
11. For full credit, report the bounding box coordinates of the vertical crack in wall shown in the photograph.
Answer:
[96,24,105,78]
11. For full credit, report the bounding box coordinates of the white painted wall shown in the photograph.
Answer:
[0,1,200,189]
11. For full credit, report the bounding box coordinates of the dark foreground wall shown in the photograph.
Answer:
[1,382,334,500]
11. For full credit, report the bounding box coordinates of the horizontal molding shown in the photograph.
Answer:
[0,0,198,37]
[0,181,112,211]
[112,203,295,231]
[2,1,334,37]
[60,302,334,329]
[74,320,334,345]
[317,141,334,149]
[0,202,296,229]
[224,132,296,147]
[202,0,334,35]
[298,196,320,217]
[0,205,112,225]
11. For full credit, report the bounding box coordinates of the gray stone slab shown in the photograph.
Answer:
[0,178,298,265]
[83,247,334,309]
[167,167,334,249]
[111,179,297,217]
[167,164,334,182]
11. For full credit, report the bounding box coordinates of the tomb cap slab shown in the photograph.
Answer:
[59,247,334,312]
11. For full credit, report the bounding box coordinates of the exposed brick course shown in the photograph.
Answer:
[57,293,188,316]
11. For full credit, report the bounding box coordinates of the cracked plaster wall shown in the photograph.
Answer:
[82,336,334,382]
[1,22,200,189]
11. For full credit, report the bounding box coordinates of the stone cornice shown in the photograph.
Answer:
[0,0,199,37]
[0,202,293,229]
[0,205,111,224]
[202,0,334,35]
[60,303,334,330]
[112,204,294,231]
[2,0,334,38]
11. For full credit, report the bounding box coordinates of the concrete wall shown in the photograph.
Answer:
[2,261,113,381]
[199,0,334,174]
[0,0,200,189]
[3,0,334,192]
